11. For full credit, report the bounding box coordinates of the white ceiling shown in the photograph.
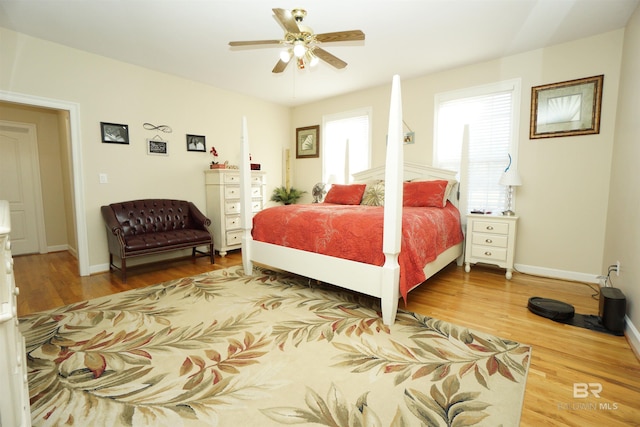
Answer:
[1,0,638,106]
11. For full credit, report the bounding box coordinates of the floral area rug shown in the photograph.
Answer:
[19,266,531,426]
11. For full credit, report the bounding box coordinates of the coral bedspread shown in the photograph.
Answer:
[252,202,463,300]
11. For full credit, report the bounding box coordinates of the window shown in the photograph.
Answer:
[322,109,371,184]
[434,79,521,214]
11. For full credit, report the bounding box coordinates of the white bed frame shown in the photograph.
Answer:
[239,76,463,325]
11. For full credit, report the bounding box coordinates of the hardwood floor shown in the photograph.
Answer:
[14,251,640,426]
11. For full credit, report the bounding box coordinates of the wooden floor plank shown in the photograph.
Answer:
[13,251,640,426]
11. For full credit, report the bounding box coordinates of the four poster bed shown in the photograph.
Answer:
[238,76,464,325]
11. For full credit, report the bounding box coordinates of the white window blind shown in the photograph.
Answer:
[322,109,371,184]
[434,80,520,214]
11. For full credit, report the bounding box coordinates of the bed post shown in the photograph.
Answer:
[380,75,403,325]
[239,116,254,275]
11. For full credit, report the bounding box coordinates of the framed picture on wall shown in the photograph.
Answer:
[186,134,206,152]
[530,75,604,139]
[296,125,320,159]
[101,122,129,144]
[147,138,168,156]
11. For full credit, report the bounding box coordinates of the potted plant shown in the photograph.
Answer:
[270,186,306,205]
[210,146,225,169]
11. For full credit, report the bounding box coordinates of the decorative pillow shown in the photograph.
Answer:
[410,178,457,207]
[443,180,458,206]
[403,180,449,207]
[324,184,367,205]
[361,180,385,206]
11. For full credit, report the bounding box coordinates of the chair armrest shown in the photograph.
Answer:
[101,205,123,235]
[187,202,211,228]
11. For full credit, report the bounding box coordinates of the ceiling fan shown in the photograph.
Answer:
[228,8,365,73]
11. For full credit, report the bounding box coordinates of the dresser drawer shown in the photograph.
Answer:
[224,186,240,199]
[472,220,509,235]
[471,245,507,262]
[224,201,241,215]
[251,200,263,213]
[226,229,243,246]
[251,186,263,198]
[225,215,241,230]
[471,233,508,248]
[223,174,240,184]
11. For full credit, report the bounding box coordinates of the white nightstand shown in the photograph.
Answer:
[464,214,518,279]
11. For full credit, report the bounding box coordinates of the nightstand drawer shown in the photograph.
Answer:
[472,221,509,235]
[471,233,508,248]
[471,246,507,262]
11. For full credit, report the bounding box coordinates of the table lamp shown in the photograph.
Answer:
[499,155,522,216]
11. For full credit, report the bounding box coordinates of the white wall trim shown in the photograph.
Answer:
[0,90,89,276]
[515,263,601,284]
[47,244,69,253]
[624,316,640,359]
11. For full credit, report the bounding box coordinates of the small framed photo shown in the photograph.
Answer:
[296,125,320,158]
[147,139,168,156]
[530,75,604,139]
[101,122,129,144]
[186,134,206,152]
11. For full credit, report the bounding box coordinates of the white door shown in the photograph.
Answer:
[0,121,44,255]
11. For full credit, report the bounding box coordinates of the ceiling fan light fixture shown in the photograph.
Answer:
[307,50,319,67]
[279,49,292,63]
[293,41,306,58]
[228,8,365,74]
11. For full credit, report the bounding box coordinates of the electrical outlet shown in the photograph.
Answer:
[99,173,108,184]
[616,260,620,276]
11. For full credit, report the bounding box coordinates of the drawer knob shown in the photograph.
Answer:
[486,225,494,230]
[485,239,492,244]
[484,251,492,256]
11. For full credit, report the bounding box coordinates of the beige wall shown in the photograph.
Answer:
[0,102,72,251]
[292,30,624,281]
[604,7,640,335]
[0,27,291,269]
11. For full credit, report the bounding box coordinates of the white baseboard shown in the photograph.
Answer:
[624,316,640,358]
[90,263,110,275]
[514,263,600,284]
[46,244,69,253]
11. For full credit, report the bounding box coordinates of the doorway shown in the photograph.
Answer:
[0,91,89,276]
[0,120,47,255]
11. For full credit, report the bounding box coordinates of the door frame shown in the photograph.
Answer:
[0,90,89,276]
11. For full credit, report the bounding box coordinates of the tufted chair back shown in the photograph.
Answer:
[109,199,196,237]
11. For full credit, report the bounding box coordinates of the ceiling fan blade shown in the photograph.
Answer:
[313,48,348,69]
[273,8,300,34]
[272,59,290,73]
[316,30,365,43]
[229,40,281,47]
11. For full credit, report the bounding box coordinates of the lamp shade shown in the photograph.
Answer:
[499,168,523,186]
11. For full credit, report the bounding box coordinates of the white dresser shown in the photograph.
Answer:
[464,213,518,279]
[0,200,31,426]
[205,169,266,256]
